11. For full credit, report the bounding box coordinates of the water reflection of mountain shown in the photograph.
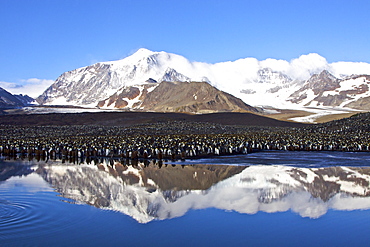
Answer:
[0,161,33,182]
[35,161,370,223]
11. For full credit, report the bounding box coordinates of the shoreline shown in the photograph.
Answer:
[2,148,370,165]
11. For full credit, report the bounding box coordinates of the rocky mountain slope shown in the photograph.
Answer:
[36,49,370,111]
[97,81,259,113]
[0,87,33,107]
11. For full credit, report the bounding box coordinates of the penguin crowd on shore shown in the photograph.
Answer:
[1,113,369,161]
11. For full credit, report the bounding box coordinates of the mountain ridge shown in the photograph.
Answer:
[35,49,370,113]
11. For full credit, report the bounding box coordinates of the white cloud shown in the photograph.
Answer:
[0,81,18,90]
[287,53,330,80]
[259,58,290,73]
[0,78,54,98]
[330,61,370,78]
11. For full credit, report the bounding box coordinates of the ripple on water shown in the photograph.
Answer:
[0,198,31,227]
[0,184,92,243]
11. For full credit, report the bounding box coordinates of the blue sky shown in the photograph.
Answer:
[1,0,370,96]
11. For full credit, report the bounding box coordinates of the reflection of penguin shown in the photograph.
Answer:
[131,151,138,160]
[143,150,149,159]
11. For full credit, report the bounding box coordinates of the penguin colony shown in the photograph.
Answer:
[1,112,369,161]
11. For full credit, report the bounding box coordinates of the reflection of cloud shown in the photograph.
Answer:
[155,186,330,220]
[330,195,370,211]
[288,192,328,218]
[0,78,54,98]
[0,173,53,193]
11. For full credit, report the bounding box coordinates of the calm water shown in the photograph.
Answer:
[1,151,370,247]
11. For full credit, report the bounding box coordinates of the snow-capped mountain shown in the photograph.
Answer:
[36,48,370,111]
[0,87,34,107]
[36,49,198,107]
[289,71,370,109]
[36,161,370,223]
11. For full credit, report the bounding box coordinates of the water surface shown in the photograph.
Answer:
[1,151,370,246]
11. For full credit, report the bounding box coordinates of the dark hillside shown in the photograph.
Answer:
[0,111,306,127]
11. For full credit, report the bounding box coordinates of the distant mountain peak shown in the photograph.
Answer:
[100,48,158,67]
[160,68,190,82]
[126,48,156,61]
[135,48,153,54]
[0,87,34,107]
